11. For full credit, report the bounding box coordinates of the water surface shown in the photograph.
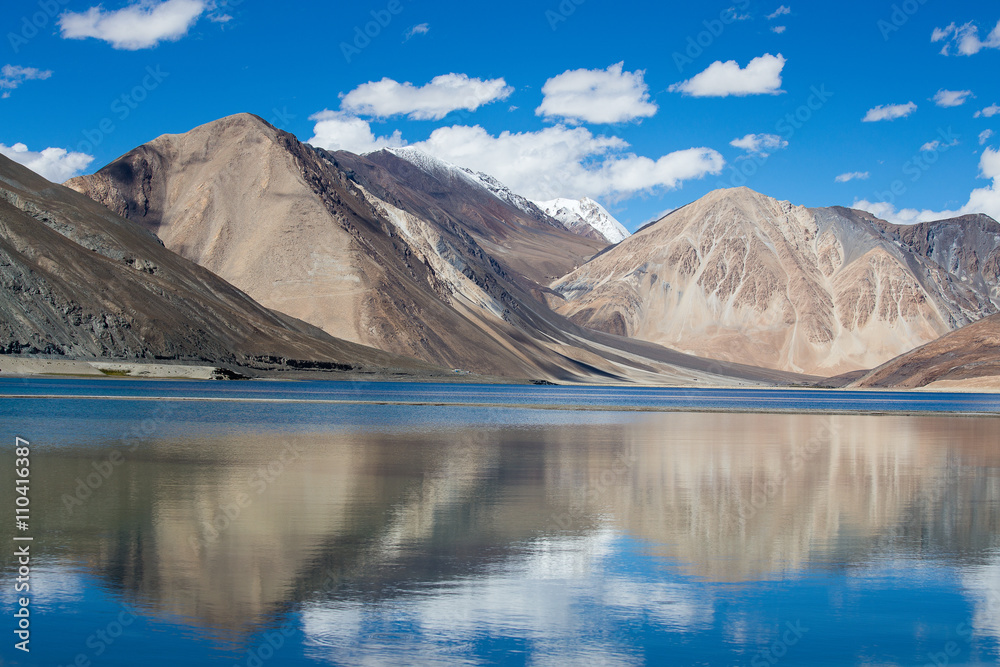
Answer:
[1,379,998,665]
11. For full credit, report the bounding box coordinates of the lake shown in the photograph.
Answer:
[1,378,999,666]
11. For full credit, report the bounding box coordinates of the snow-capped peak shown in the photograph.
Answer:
[533,197,631,244]
[458,168,540,216]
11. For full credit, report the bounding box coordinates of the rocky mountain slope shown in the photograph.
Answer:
[534,197,631,244]
[0,152,442,375]
[68,114,802,385]
[551,187,998,375]
[847,313,1000,389]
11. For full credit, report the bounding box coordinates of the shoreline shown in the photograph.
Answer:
[1,357,998,394]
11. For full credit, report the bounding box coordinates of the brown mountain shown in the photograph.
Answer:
[848,313,1000,389]
[552,187,998,375]
[0,152,442,376]
[67,113,806,385]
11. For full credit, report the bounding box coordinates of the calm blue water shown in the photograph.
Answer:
[1,378,999,666]
[3,376,1000,413]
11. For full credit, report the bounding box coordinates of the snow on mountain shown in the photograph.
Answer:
[377,148,628,244]
[534,197,631,244]
[379,148,541,215]
[458,168,541,216]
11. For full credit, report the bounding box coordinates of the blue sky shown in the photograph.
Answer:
[1,0,998,231]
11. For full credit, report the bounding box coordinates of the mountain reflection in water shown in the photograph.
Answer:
[2,402,999,665]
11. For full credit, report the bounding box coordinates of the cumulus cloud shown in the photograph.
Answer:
[835,171,869,183]
[767,5,791,19]
[932,20,1000,56]
[975,104,1000,118]
[0,143,94,182]
[307,115,724,201]
[771,26,787,34]
[862,102,917,122]
[932,89,974,108]
[981,130,995,145]
[339,74,513,121]
[307,111,403,154]
[854,147,1000,223]
[59,0,207,50]
[669,54,786,98]
[404,23,430,40]
[729,133,788,157]
[409,126,724,201]
[536,62,658,125]
[0,65,53,98]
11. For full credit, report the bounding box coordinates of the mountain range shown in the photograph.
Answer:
[552,188,999,375]
[0,112,994,387]
[62,113,797,385]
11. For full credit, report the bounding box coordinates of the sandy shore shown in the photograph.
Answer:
[0,358,221,379]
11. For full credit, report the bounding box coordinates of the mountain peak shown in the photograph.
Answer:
[533,197,630,244]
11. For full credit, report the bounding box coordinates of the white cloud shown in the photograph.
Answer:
[404,23,429,40]
[0,143,94,182]
[854,147,1000,223]
[669,53,786,98]
[920,136,959,152]
[981,130,995,145]
[307,111,403,154]
[862,102,917,122]
[536,62,658,125]
[410,125,724,200]
[771,25,787,34]
[59,0,206,50]
[339,74,513,121]
[931,20,1000,56]
[975,104,1000,118]
[729,133,788,157]
[308,115,725,201]
[0,65,53,98]
[932,89,973,108]
[767,5,791,19]
[835,171,869,183]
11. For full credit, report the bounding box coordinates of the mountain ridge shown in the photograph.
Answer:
[67,113,805,385]
[552,186,998,375]
[0,149,444,376]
